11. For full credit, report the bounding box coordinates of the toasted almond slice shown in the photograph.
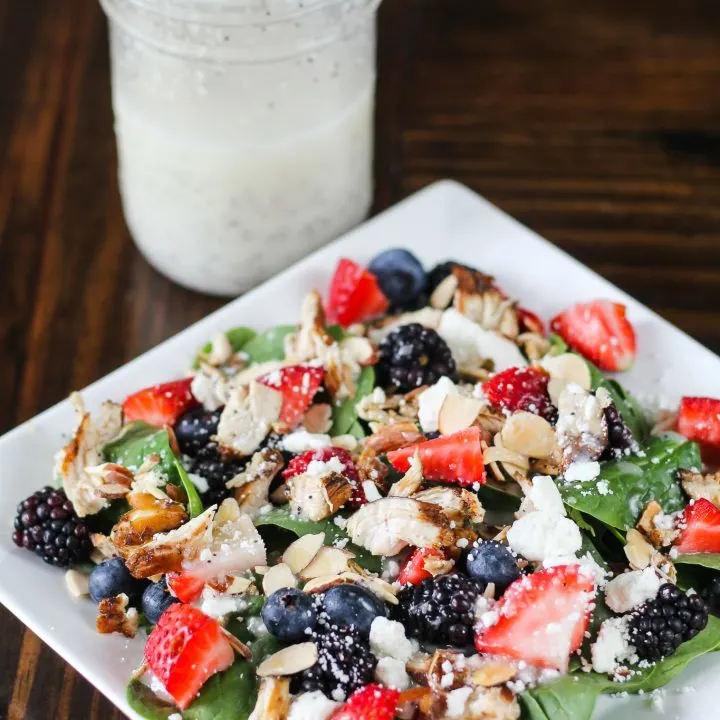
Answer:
[302,572,399,605]
[438,394,483,436]
[500,412,557,459]
[299,547,354,580]
[65,569,89,598]
[430,273,458,309]
[471,662,517,687]
[262,563,297,596]
[624,528,654,570]
[226,576,253,595]
[541,353,591,390]
[256,642,318,677]
[282,533,326,574]
[249,677,290,720]
[221,628,253,659]
[254,565,271,575]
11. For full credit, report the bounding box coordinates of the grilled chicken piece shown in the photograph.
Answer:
[55,393,123,517]
[227,448,284,517]
[413,486,485,525]
[389,450,424,497]
[288,471,353,522]
[555,384,608,467]
[346,497,454,556]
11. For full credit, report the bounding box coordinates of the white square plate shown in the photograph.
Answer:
[1,180,718,719]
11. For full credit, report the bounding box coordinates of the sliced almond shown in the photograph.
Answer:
[302,571,399,605]
[430,273,458,309]
[256,642,318,677]
[226,576,253,595]
[471,662,517,687]
[624,529,654,570]
[547,376,568,406]
[64,569,89,598]
[438,394,483,436]
[248,677,290,720]
[282,533,326,574]
[331,434,359,451]
[262,563,297,596]
[501,412,557,458]
[299,547,354,580]
[541,353,591,390]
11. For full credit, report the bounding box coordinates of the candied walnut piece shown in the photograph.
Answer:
[111,493,188,549]
[636,500,679,548]
[680,469,720,508]
[96,593,139,638]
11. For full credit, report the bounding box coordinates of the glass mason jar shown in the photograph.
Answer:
[99,0,381,296]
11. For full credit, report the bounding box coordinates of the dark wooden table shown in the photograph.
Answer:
[1,0,719,716]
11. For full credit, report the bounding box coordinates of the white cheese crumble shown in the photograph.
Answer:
[375,657,411,690]
[288,690,340,720]
[417,376,458,433]
[369,617,417,662]
[507,511,582,563]
[604,567,663,614]
[564,461,601,483]
[362,480,382,503]
[445,686,473,718]
[187,472,209,494]
[198,587,248,620]
[306,456,346,476]
[591,616,635,674]
[529,475,566,516]
[282,431,332,453]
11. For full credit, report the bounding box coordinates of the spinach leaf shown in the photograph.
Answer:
[104,421,203,517]
[255,506,381,573]
[330,367,375,437]
[675,553,720,571]
[241,325,297,364]
[192,327,257,369]
[548,334,569,355]
[327,324,349,342]
[347,420,367,440]
[560,435,698,531]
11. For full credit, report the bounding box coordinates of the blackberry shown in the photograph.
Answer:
[291,624,376,701]
[628,583,708,661]
[12,486,91,567]
[394,573,484,647]
[700,577,720,617]
[601,404,635,459]
[377,324,456,392]
[174,406,221,456]
[190,442,247,507]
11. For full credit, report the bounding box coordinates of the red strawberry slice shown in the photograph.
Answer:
[123,378,198,428]
[167,572,206,603]
[678,397,720,449]
[331,684,400,720]
[386,428,485,488]
[283,447,366,508]
[397,548,444,586]
[550,300,636,372]
[145,604,234,709]
[674,499,720,554]
[474,564,595,672]
[258,365,325,429]
[482,366,556,422]
[326,258,389,327]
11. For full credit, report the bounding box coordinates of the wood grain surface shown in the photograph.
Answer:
[1,0,719,716]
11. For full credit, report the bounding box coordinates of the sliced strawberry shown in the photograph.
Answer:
[674,499,720,554]
[678,396,720,449]
[386,428,485,487]
[123,378,198,428]
[282,447,366,508]
[397,548,444,586]
[258,365,325,429]
[331,684,400,720]
[482,366,556,422]
[145,604,234,710]
[550,300,636,372]
[474,565,595,672]
[326,258,390,327]
[167,572,206,603]
[518,307,546,336]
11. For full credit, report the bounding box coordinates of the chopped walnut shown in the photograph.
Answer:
[680,469,720,508]
[96,593,139,638]
[227,448,284,517]
[636,501,679,548]
[355,446,390,491]
[111,493,188,550]
[357,388,422,429]
[90,533,119,564]
[625,528,677,582]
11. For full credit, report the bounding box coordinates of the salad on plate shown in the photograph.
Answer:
[12,249,720,720]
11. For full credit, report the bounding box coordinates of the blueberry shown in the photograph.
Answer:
[322,584,387,635]
[174,407,222,456]
[88,558,148,604]
[368,249,427,309]
[142,579,179,624]
[466,540,520,594]
[263,588,317,643]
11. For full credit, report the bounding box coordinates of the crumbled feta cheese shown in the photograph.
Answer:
[187,472,209,494]
[190,371,225,411]
[369,617,416,662]
[198,587,248,620]
[437,309,526,371]
[375,657,411,690]
[282,431,332,453]
[605,567,663,613]
[417,376,458,433]
[369,387,387,404]
[362,481,382,503]
[507,511,582,563]
[529,475,566,516]
[306,456,346,476]
[168,713,183,720]
[545,552,609,587]
[591,616,635,674]
[596,479,611,496]
[247,616,268,637]
[288,690,340,720]
[445,686,473,718]
[564,461,601,483]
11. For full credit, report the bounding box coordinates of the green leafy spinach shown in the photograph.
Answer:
[241,325,297,364]
[560,435,698,531]
[192,327,257,369]
[330,366,375,437]
[675,554,720,571]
